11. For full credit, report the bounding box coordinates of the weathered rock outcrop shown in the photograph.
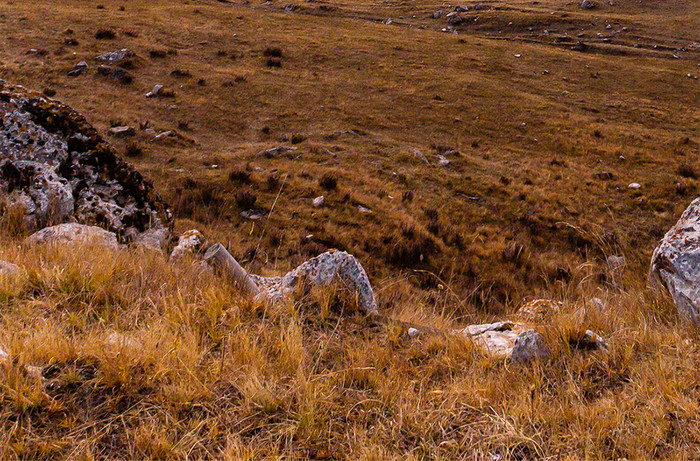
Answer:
[0,80,172,248]
[650,197,700,323]
[26,223,120,249]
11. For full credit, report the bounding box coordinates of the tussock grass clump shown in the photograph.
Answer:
[265,57,282,68]
[94,28,116,39]
[234,189,257,209]
[319,173,337,191]
[124,141,143,158]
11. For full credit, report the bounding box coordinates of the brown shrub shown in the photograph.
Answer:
[235,189,257,209]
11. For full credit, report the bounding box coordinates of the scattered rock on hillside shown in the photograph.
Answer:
[170,229,208,260]
[511,329,550,363]
[247,249,379,314]
[458,321,525,359]
[67,61,88,76]
[313,196,324,207]
[94,48,134,62]
[0,80,173,247]
[26,223,120,249]
[260,146,298,158]
[581,0,596,9]
[650,197,700,323]
[108,126,136,137]
[628,182,641,189]
[146,84,164,98]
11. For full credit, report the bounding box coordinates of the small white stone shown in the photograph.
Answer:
[628,182,641,189]
[408,327,420,338]
[313,196,325,208]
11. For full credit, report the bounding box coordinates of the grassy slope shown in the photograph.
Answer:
[1,0,698,315]
[0,0,699,458]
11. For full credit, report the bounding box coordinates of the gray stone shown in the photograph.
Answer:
[26,223,120,249]
[650,197,700,323]
[67,61,88,76]
[107,126,136,137]
[146,84,163,98]
[170,229,208,260]
[511,329,550,363]
[94,48,134,62]
[259,146,298,158]
[581,0,596,9]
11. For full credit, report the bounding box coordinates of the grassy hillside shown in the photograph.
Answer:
[1,0,698,315]
[0,0,699,458]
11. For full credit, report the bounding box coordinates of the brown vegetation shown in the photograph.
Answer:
[0,0,699,458]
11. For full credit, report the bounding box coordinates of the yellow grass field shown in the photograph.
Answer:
[0,0,699,458]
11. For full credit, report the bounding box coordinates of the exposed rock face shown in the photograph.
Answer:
[26,223,120,249]
[650,197,700,323]
[248,249,379,314]
[458,321,524,358]
[0,80,172,247]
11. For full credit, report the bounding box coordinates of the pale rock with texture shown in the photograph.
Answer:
[0,260,20,278]
[248,249,379,314]
[94,48,134,62]
[26,223,120,249]
[650,197,700,324]
[457,321,525,358]
[170,229,208,260]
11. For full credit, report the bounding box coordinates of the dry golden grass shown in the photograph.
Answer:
[0,232,699,459]
[1,0,700,458]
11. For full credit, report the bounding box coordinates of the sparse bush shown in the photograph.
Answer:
[95,29,116,39]
[149,49,167,58]
[267,173,280,191]
[124,142,143,158]
[263,47,283,57]
[319,174,337,191]
[228,169,251,184]
[291,134,306,144]
[269,229,283,247]
[678,163,697,179]
[265,57,282,68]
[424,208,438,221]
[235,189,257,209]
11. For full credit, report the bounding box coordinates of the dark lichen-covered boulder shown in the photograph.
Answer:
[0,80,172,248]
